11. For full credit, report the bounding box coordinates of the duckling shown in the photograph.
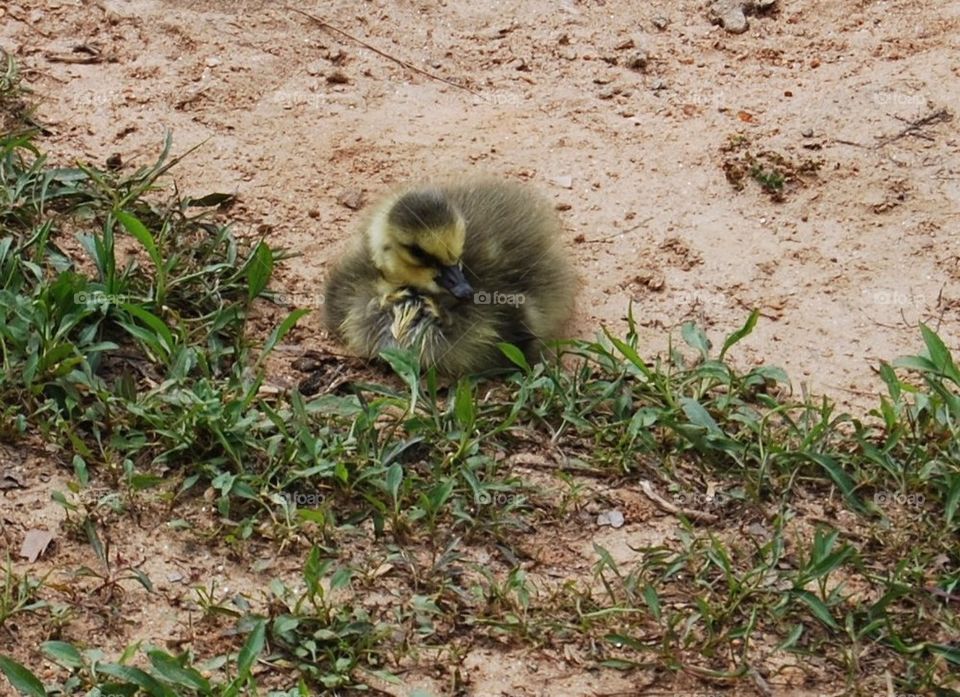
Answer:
[324,177,575,375]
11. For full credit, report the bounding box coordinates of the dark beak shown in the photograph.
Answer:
[436,263,474,300]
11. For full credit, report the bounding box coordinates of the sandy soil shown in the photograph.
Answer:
[2,0,960,694]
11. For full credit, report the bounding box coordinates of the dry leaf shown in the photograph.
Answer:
[20,529,55,562]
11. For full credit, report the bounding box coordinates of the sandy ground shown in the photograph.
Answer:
[2,0,960,694]
[6,0,960,405]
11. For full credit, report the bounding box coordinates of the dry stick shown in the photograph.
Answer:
[639,479,719,524]
[581,216,655,244]
[879,107,953,146]
[833,107,953,150]
[285,6,483,99]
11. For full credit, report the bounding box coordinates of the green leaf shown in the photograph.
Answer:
[945,475,960,526]
[719,309,759,360]
[776,624,804,651]
[930,643,960,666]
[681,322,711,357]
[235,619,265,681]
[0,654,46,697]
[120,304,175,357]
[259,308,309,363]
[146,651,210,691]
[603,329,653,378]
[185,192,235,207]
[453,378,475,429]
[116,210,160,266]
[642,584,661,621]
[97,663,175,697]
[792,590,839,629]
[920,323,960,383]
[877,361,901,401]
[246,241,273,301]
[41,641,84,670]
[892,355,938,373]
[497,342,530,373]
[303,547,330,599]
[386,463,403,505]
[805,453,863,512]
[680,397,721,435]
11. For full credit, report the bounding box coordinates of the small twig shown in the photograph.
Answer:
[832,138,869,148]
[639,479,719,523]
[580,216,655,244]
[285,6,483,98]
[834,107,953,150]
[876,107,952,147]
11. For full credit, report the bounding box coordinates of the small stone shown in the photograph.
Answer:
[652,15,669,30]
[650,78,666,91]
[614,37,635,50]
[337,189,364,210]
[626,50,649,71]
[709,0,749,33]
[597,510,625,528]
[801,128,814,138]
[307,208,320,219]
[550,175,573,189]
[327,70,349,84]
[722,9,749,32]
[205,56,221,68]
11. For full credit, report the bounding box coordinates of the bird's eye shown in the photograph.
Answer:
[404,244,436,266]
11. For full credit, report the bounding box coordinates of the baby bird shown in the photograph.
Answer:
[324,177,575,375]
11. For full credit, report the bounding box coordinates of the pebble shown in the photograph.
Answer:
[626,50,649,71]
[337,189,364,210]
[652,15,669,30]
[708,0,777,34]
[710,0,749,34]
[597,510,625,528]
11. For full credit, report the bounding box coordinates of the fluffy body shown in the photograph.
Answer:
[324,177,575,375]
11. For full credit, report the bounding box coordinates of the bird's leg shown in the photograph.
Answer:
[380,288,441,346]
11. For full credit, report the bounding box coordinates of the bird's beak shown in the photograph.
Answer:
[436,263,473,300]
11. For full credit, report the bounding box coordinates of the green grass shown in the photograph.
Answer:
[1,94,959,696]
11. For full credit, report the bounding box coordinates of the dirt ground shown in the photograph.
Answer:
[3,0,960,695]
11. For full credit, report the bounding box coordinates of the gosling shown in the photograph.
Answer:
[324,177,575,375]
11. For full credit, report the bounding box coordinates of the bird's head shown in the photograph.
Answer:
[367,188,474,300]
